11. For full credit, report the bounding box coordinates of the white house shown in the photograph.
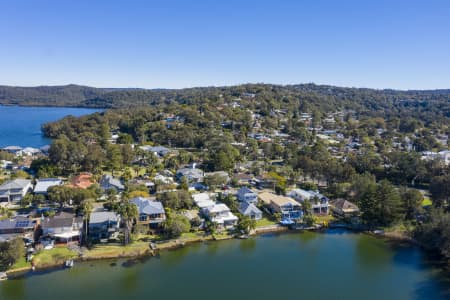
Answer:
[0,179,32,204]
[287,189,330,215]
[236,187,258,204]
[203,203,238,229]
[192,193,215,209]
[34,178,63,195]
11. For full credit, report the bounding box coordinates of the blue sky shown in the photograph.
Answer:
[0,0,449,89]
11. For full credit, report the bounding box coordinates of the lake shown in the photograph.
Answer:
[1,230,449,300]
[0,106,101,148]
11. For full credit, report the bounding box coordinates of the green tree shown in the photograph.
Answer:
[163,214,191,238]
[0,237,25,271]
[115,200,138,245]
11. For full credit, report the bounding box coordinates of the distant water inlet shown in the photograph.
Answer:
[0,106,101,148]
[1,230,449,300]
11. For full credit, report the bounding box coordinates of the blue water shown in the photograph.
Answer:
[0,106,101,148]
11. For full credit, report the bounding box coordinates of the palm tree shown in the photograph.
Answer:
[115,200,138,245]
[81,199,93,246]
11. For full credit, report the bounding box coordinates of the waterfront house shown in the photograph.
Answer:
[236,187,258,204]
[258,192,303,222]
[131,197,166,229]
[287,189,330,215]
[203,203,238,230]
[39,212,83,244]
[238,202,262,220]
[330,199,360,217]
[100,174,125,192]
[89,211,121,241]
[34,178,63,195]
[0,179,32,204]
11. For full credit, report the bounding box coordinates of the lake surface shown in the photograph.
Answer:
[1,230,449,300]
[0,106,101,148]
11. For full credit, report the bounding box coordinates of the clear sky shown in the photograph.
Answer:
[0,0,449,90]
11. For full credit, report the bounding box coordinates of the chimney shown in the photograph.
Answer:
[192,163,196,169]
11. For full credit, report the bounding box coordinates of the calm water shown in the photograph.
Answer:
[0,106,101,148]
[1,230,449,300]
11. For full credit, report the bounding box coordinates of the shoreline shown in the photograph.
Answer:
[4,225,421,278]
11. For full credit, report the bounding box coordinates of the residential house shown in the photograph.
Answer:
[0,179,32,204]
[0,217,35,236]
[100,175,125,192]
[236,187,258,204]
[131,197,166,229]
[258,192,303,223]
[330,199,360,217]
[233,173,254,185]
[21,147,41,156]
[238,202,262,220]
[203,203,238,230]
[176,166,204,183]
[2,146,23,155]
[34,178,63,195]
[287,189,330,215]
[39,212,83,243]
[139,145,171,157]
[193,193,215,209]
[89,210,121,241]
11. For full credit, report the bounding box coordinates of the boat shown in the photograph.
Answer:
[0,272,7,281]
[65,259,74,268]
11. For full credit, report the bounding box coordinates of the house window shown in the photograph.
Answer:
[139,215,147,222]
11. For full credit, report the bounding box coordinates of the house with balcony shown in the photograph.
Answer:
[39,212,83,244]
[89,210,121,241]
[0,179,32,204]
[203,203,238,230]
[287,189,330,215]
[258,192,303,224]
[131,197,166,229]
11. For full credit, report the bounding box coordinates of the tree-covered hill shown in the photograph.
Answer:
[0,84,449,124]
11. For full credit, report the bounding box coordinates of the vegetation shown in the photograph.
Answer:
[0,237,25,271]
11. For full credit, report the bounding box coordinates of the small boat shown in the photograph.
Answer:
[0,272,7,281]
[65,259,74,268]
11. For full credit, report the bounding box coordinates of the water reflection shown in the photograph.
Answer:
[1,276,26,300]
[239,238,256,253]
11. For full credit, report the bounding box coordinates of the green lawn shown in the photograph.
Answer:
[9,256,29,270]
[83,242,151,259]
[422,197,432,207]
[32,247,78,268]
[256,217,277,227]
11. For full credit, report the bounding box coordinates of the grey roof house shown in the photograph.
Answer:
[0,179,32,204]
[34,178,63,195]
[89,210,121,241]
[176,167,204,183]
[100,175,125,192]
[40,212,83,243]
[131,197,166,228]
[238,202,262,220]
[236,187,258,204]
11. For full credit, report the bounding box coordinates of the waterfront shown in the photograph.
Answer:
[0,106,101,148]
[1,230,449,300]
